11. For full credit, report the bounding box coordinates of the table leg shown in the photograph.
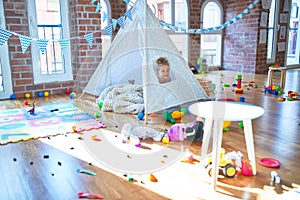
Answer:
[267,69,273,86]
[201,118,213,158]
[281,69,286,92]
[243,119,256,175]
[211,119,224,190]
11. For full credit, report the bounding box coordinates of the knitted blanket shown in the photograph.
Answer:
[96,84,144,114]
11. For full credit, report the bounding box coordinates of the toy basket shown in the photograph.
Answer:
[198,79,212,97]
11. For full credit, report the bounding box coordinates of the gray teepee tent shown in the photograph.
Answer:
[82,0,209,114]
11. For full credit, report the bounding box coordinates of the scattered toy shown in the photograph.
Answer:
[77,168,97,176]
[78,192,104,199]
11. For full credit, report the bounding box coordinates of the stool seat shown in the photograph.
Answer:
[267,67,286,91]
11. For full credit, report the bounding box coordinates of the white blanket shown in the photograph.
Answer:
[96,84,144,114]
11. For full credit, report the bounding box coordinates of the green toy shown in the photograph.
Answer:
[196,57,208,74]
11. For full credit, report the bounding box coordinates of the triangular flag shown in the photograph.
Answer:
[125,7,133,21]
[95,2,102,12]
[84,33,94,48]
[18,34,33,54]
[58,39,69,55]
[112,19,118,30]
[102,12,109,22]
[117,16,125,29]
[105,24,113,37]
[123,0,130,4]
[36,39,49,55]
[0,28,12,46]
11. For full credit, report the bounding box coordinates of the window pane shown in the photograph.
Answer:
[267,0,276,60]
[175,0,187,29]
[35,0,65,75]
[203,2,221,28]
[201,34,221,66]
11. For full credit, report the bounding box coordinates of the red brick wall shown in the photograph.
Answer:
[3,0,102,98]
[223,0,261,74]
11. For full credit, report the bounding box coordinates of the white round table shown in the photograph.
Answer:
[189,101,264,190]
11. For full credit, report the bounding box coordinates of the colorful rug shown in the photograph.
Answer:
[0,102,102,145]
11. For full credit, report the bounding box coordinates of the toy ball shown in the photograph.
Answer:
[44,91,49,97]
[137,112,144,120]
[70,92,76,99]
[240,96,245,102]
[162,135,169,144]
[25,93,31,99]
[10,94,16,100]
[171,111,184,119]
[65,89,71,94]
[94,112,99,118]
[37,91,44,97]
[24,101,29,105]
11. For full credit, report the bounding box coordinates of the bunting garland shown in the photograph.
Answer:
[0,0,259,53]
[102,12,109,23]
[0,28,12,47]
[58,39,69,55]
[105,24,113,37]
[161,0,259,33]
[95,2,102,12]
[36,39,49,55]
[117,16,125,29]
[125,7,133,21]
[18,35,33,54]
[84,33,94,48]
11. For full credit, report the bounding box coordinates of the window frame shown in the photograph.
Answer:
[28,0,72,84]
[200,0,223,68]
[267,0,279,64]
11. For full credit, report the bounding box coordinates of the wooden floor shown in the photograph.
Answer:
[0,69,300,199]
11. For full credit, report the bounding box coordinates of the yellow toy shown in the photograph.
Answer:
[223,121,231,131]
[205,148,237,178]
[171,111,184,120]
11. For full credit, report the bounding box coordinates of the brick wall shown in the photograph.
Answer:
[223,0,261,74]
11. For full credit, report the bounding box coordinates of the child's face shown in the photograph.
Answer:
[157,64,170,83]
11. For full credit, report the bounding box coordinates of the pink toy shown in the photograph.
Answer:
[167,119,203,141]
[78,192,104,199]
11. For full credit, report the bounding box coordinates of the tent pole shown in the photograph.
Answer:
[142,0,148,125]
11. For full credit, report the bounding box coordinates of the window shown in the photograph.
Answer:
[138,0,189,59]
[287,0,300,66]
[28,0,72,84]
[100,0,112,57]
[267,0,278,63]
[0,0,13,99]
[201,0,223,67]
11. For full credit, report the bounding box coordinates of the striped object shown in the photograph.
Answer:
[125,7,133,21]
[0,28,12,46]
[105,24,113,37]
[95,2,102,12]
[18,34,33,54]
[36,39,49,55]
[117,16,125,29]
[58,39,69,55]
[84,33,94,48]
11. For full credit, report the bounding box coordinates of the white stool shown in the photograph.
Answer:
[189,101,265,190]
[267,67,286,91]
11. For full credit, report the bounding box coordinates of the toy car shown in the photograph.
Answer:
[204,148,237,178]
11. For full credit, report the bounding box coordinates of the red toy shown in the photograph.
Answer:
[235,74,244,94]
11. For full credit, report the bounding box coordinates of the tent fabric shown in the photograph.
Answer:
[82,0,209,114]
